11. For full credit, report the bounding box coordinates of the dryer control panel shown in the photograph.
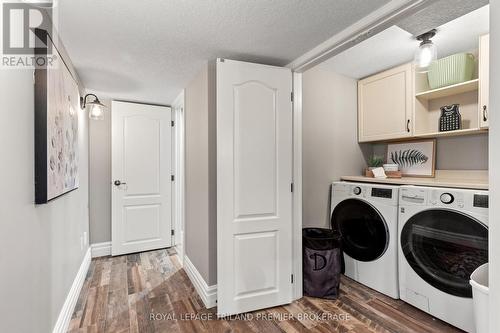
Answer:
[474,194,489,208]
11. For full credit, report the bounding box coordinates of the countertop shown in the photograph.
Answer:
[340,170,488,190]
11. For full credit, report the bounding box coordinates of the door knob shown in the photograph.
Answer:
[114,180,126,186]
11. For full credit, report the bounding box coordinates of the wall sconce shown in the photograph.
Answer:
[80,93,107,120]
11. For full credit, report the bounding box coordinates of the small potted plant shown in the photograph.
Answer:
[366,155,384,177]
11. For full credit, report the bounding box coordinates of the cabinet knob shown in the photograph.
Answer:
[406,119,411,132]
[483,105,488,122]
[114,180,127,186]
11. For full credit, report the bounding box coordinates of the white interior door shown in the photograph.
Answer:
[217,59,293,315]
[112,101,172,256]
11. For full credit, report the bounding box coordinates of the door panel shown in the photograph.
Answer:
[124,116,161,195]
[234,81,277,218]
[234,231,278,297]
[112,101,172,256]
[358,63,413,142]
[123,204,161,242]
[217,59,293,315]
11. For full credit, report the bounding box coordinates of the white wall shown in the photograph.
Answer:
[489,2,500,331]
[184,61,217,285]
[302,61,370,228]
[0,68,90,332]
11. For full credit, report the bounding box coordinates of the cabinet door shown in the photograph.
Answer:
[358,63,413,142]
[479,34,489,129]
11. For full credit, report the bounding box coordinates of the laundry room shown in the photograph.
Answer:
[301,2,490,333]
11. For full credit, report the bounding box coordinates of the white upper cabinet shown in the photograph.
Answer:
[358,63,413,142]
[358,34,489,143]
[479,34,489,129]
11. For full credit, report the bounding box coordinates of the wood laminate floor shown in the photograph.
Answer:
[68,248,463,333]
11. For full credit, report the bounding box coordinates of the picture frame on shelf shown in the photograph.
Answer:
[386,139,436,177]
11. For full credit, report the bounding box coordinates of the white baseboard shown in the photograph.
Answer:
[91,241,111,258]
[53,247,91,333]
[183,256,217,308]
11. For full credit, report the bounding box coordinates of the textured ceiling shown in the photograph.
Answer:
[57,0,391,104]
[322,5,489,79]
[397,0,489,36]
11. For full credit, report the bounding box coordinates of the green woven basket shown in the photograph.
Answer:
[427,53,475,89]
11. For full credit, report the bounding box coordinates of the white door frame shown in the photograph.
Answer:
[111,100,173,256]
[172,91,185,264]
[489,2,499,331]
[292,72,303,300]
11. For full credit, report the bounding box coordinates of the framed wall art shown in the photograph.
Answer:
[386,139,436,177]
[34,29,80,204]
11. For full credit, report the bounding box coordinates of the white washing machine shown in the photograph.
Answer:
[330,181,400,299]
[398,186,489,333]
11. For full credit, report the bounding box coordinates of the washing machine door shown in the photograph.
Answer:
[401,209,488,298]
[331,199,389,262]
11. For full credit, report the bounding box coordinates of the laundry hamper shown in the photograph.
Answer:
[302,228,342,299]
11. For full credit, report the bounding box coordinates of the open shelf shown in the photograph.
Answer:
[413,128,487,139]
[414,66,481,136]
[415,79,479,101]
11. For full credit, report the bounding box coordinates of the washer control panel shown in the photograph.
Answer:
[440,193,454,204]
[372,188,393,199]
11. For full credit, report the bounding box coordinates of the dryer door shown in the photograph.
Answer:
[401,209,488,298]
[331,199,389,262]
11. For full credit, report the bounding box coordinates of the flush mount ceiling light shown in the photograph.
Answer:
[80,93,107,120]
[414,29,437,73]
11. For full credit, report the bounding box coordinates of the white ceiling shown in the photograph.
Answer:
[396,0,489,36]
[57,0,391,105]
[322,4,489,79]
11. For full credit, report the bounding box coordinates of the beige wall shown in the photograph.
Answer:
[184,62,217,285]
[0,68,90,332]
[302,62,370,228]
[372,134,489,170]
[88,99,112,243]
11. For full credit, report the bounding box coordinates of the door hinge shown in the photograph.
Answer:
[291,183,294,192]
[291,92,294,102]
[291,274,294,284]
[171,120,175,127]
[171,175,175,181]
[171,229,175,236]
